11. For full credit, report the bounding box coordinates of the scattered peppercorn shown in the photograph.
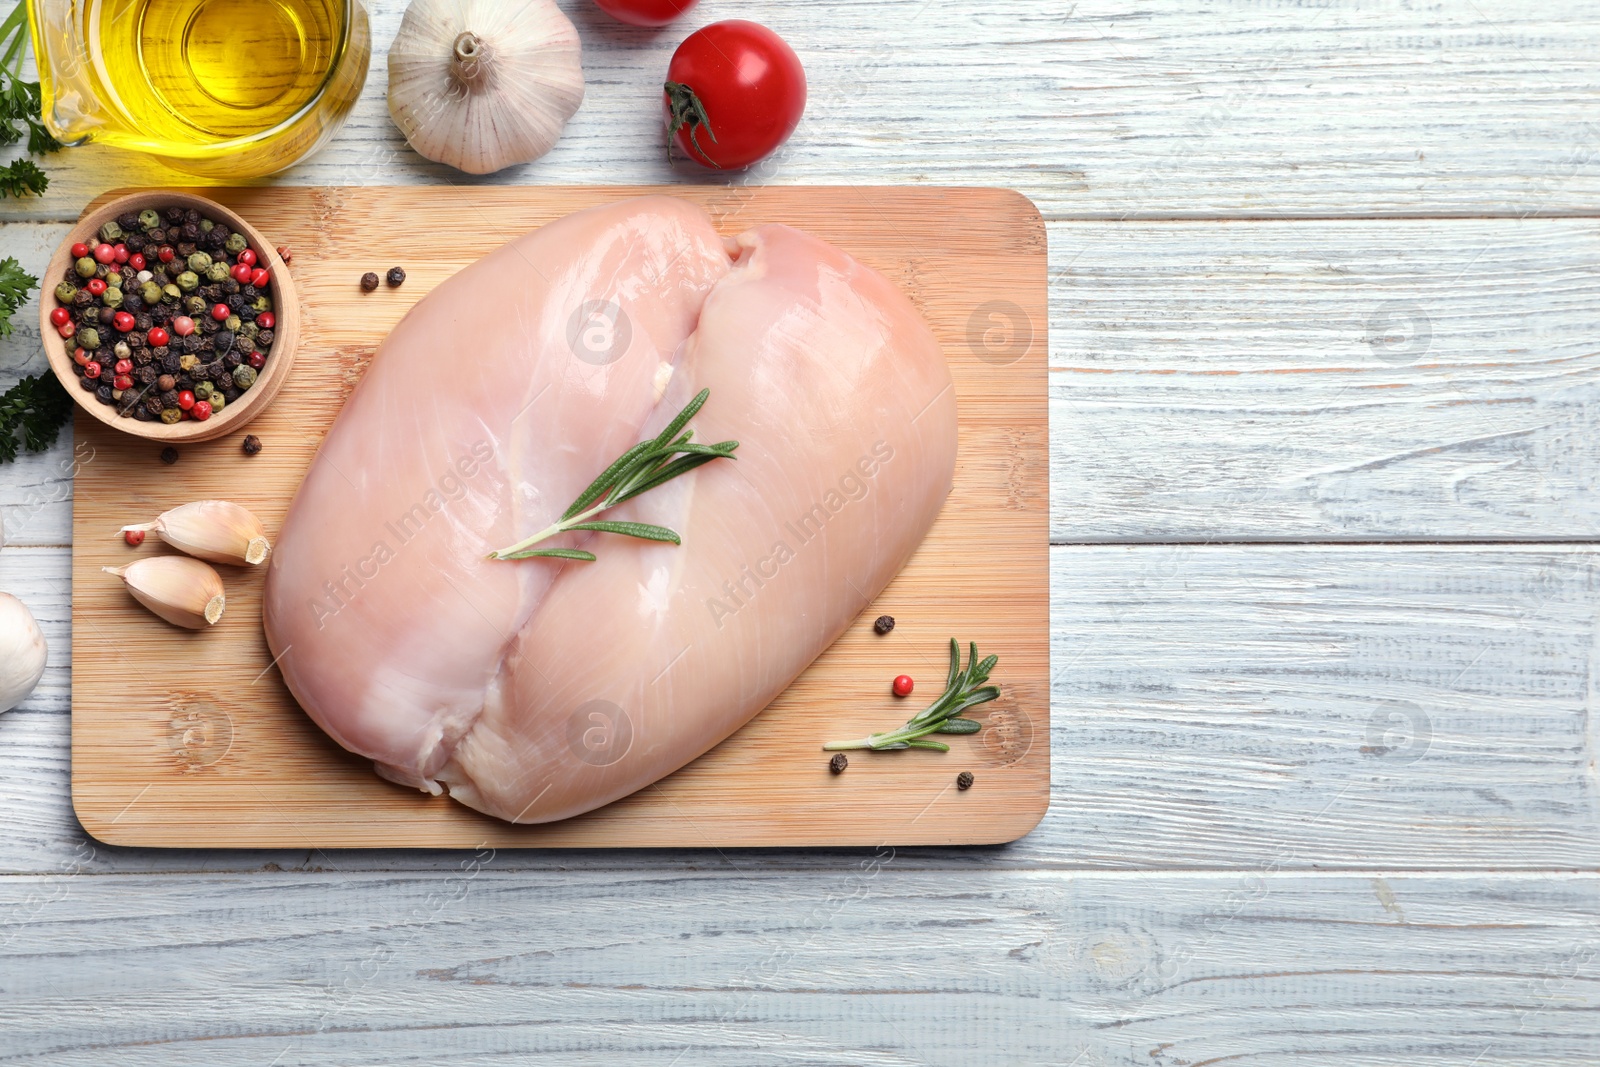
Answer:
[241,434,262,456]
[873,614,895,635]
[275,244,292,265]
[50,204,280,420]
[386,267,406,288]
[829,753,848,774]
[123,528,145,547]
[892,674,914,697]
[159,446,179,465]
[956,771,974,790]
[360,271,380,292]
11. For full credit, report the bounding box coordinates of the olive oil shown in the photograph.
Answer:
[28,0,369,176]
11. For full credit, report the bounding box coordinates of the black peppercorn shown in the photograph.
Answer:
[136,366,157,385]
[97,306,115,325]
[222,352,242,369]
[159,389,179,409]
[95,384,113,404]
[159,445,179,464]
[117,212,139,231]
[183,208,200,225]
[242,434,262,456]
[256,329,274,347]
[133,405,152,421]
[144,395,164,416]
[360,271,380,292]
[78,375,97,392]
[164,207,183,223]
[125,234,146,253]
[829,753,848,774]
[226,293,246,311]
[222,278,241,295]
[134,312,152,332]
[123,293,144,314]
[386,267,406,287]
[873,615,895,635]
[956,771,974,790]
[213,329,234,354]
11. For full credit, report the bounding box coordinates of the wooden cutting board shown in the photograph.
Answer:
[70,186,1049,848]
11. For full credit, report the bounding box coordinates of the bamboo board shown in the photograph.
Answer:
[69,186,1048,848]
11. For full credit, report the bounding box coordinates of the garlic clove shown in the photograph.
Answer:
[104,557,226,630]
[0,592,47,713]
[121,501,271,566]
[387,0,585,175]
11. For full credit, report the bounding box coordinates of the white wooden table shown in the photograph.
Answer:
[3,2,1599,1062]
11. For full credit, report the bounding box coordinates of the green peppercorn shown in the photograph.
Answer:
[199,218,214,233]
[75,256,96,278]
[138,209,160,231]
[225,314,241,332]
[208,391,226,412]
[177,271,199,292]
[225,232,247,254]
[238,321,259,339]
[250,295,271,312]
[78,327,101,350]
[160,408,181,425]
[206,263,229,283]
[163,284,182,302]
[113,341,131,360]
[194,380,214,400]
[141,282,163,304]
[99,221,123,241]
[106,271,123,289]
[230,365,258,390]
[54,282,77,302]
[102,287,123,308]
[186,251,212,273]
[185,295,206,315]
[178,353,200,372]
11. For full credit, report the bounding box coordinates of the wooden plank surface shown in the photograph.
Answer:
[67,186,1050,848]
[7,542,1599,873]
[8,3,1600,222]
[2,871,1595,1065]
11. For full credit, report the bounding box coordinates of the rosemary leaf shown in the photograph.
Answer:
[822,639,1001,753]
[564,520,681,544]
[497,547,598,562]
[491,388,736,562]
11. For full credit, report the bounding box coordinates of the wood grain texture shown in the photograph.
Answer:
[1,870,1595,1065]
[1049,218,1600,541]
[7,542,1598,873]
[6,2,1600,222]
[67,186,1049,848]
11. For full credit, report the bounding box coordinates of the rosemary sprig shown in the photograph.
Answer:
[823,640,1000,752]
[489,387,737,562]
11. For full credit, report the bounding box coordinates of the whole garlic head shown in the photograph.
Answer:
[388,0,585,175]
[0,592,47,714]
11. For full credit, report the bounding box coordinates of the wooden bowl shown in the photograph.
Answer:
[39,191,297,443]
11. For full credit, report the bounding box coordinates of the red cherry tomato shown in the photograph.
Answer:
[594,0,697,27]
[892,674,914,698]
[664,21,806,170]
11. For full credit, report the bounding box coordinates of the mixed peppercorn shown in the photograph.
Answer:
[49,206,278,423]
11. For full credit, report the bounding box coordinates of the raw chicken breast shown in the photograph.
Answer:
[264,199,957,823]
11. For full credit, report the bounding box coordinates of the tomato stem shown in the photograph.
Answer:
[664,80,720,167]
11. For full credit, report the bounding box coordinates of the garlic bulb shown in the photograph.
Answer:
[121,501,271,566]
[388,0,585,175]
[104,557,226,630]
[0,592,47,713]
